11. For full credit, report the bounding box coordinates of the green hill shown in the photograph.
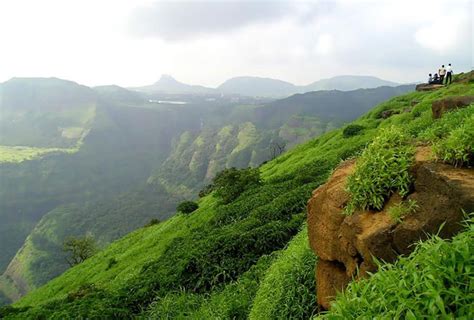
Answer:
[2,72,472,318]
[0,79,411,305]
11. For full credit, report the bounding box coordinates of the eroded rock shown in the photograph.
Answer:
[431,95,474,119]
[415,83,444,91]
[307,148,474,310]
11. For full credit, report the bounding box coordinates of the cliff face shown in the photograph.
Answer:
[307,148,474,310]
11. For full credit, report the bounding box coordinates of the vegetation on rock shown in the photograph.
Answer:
[345,126,415,213]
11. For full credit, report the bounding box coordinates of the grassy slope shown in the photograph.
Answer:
[15,196,217,307]
[6,74,474,318]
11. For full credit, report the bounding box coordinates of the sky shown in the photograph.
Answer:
[0,0,472,87]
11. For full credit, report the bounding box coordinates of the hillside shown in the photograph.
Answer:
[0,78,97,148]
[3,72,472,318]
[0,79,412,304]
[218,76,296,98]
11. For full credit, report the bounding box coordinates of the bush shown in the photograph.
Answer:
[213,167,262,204]
[433,119,474,167]
[177,201,199,214]
[342,124,365,138]
[346,126,415,214]
[144,218,160,227]
[106,258,118,270]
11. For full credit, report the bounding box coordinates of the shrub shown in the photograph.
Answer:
[343,124,365,138]
[345,126,415,214]
[177,201,199,214]
[388,199,418,222]
[144,218,160,227]
[213,167,262,204]
[106,258,118,270]
[433,119,474,167]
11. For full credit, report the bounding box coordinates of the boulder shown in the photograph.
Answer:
[431,95,474,119]
[415,83,444,91]
[307,147,474,310]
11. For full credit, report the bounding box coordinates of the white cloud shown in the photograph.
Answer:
[0,0,471,87]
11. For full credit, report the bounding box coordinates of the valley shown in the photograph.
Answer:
[0,76,414,304]
[1,70,472,319]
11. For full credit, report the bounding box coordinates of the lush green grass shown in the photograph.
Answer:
[3,75,473,318]
[345,126,415,213]
[317,216,474,319]
[250,226,318,320]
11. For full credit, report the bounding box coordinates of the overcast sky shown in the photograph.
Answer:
[0,0,472,87]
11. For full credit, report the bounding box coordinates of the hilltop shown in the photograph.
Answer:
[2,71,472,318]
[131,74,402,97]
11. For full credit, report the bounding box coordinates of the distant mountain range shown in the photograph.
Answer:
[130,74,401,98]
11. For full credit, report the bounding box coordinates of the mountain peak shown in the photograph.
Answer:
[155,74,180,85]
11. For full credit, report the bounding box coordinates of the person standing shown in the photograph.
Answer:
[445,63,453,84]
[439,65,447,84]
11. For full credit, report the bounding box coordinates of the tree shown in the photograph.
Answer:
[63,234,98,267]
[212,167,262,204]
[177,201,199,214]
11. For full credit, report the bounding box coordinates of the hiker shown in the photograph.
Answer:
[432,73,440,84]
[428,73,433,84]
[439,65,447,84]
[445,63,453,84]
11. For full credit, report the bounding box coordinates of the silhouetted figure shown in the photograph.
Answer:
[445,63,453,85]
[433,73,440,84]
[428,73,433,84]
[439,65,446,84]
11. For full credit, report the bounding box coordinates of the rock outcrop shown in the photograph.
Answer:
[307,148,474,310]
[415,83,444,91]
[431,95,474,119]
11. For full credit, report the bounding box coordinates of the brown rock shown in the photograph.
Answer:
[415,83,444,91]
[431,95,474,119]
[307,147,474,309]
[316,260,352,310]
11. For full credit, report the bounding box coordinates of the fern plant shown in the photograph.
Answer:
[345,126,415,214]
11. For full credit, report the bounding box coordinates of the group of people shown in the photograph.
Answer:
[428,64,453,85]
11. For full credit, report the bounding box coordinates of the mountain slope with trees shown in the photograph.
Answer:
[3,72,472,319]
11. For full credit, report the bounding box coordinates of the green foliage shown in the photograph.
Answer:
[105,258,118,271]
[433,118,474,167]
[176,201,199,214]
[388,199,418,222]
[317,216,474,319]
[6,79,474,319]
[346,126,415,213]
[144,218,160,227]
[342,124,365,138]
[250,227,318,320]
[63,235,98,267]
[213,167,262,204]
